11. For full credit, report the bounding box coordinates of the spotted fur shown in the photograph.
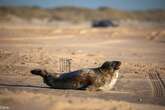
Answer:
[31,61,121,91]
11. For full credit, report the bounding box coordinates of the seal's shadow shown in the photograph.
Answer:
[0,83,49,89]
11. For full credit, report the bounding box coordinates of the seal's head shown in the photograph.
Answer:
[31,69,48,77]
[100,61,121,73]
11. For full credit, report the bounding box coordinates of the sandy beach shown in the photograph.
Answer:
[0,22,165,110]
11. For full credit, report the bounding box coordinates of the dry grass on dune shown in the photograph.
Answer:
[0,6,165,22]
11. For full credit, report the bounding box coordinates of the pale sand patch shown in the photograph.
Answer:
[0,91,133,110]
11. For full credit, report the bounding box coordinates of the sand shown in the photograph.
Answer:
[0,23,165,110]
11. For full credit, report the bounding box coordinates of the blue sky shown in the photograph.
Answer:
[0,0,165,10]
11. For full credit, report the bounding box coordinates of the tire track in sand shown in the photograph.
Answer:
[148,71,165,97]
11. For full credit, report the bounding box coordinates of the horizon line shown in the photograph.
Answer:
[0,4,165,11]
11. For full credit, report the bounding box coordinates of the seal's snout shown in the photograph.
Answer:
[112,61,121,70]
[101,61,121,70]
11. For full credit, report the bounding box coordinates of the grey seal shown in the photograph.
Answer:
[31,61,121,91]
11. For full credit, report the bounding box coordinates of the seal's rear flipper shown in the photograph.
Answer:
[31,69,60,78]
[31,69,48,77]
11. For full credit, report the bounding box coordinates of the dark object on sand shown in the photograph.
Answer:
[31,61,121,91]
[92,20,117,28]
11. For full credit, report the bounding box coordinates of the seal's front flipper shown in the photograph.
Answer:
[77,84,89,90]
[86,85,100,91]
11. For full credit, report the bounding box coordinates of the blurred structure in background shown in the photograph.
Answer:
[92,20,118,28]
[59,58,72,73]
